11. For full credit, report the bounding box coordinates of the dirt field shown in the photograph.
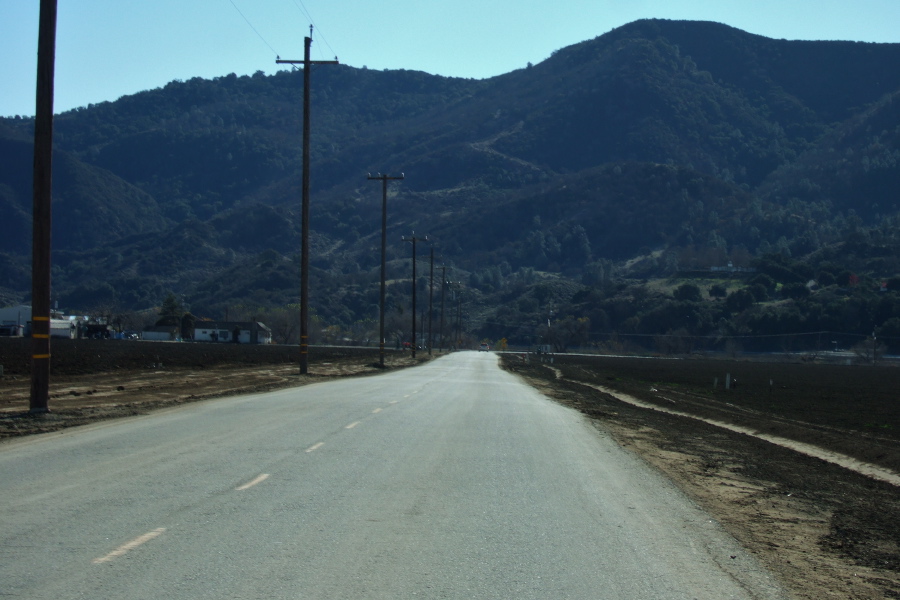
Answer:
[502,353,900,600]
[0,338,424,437]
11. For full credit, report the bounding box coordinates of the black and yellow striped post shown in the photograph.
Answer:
[30,317,51,413]
[30,0,57,414]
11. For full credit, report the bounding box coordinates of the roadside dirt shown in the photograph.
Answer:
[502,353,900,600]
[0,340,423,437]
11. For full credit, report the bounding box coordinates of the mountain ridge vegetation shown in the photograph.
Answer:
[2,19,900,351]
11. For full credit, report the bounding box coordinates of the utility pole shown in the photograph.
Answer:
[402,233,426,358]
[439,266,446,351]
[873,329,877,366]
[455,291,462,349]
[276,26,338,375]
[427,247,434,355]
[30,0,58,414]
[367,173,404,368]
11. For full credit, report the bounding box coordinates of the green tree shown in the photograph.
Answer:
[156,293,183,326]
[181,312,196,340]
[748,273,777,294]
[673,283,702,302]
[725,289,755,313]
[781,282,810,300]
[748,283,768,302]
[708,283,728,299]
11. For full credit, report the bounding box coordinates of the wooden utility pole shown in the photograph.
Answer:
[427,247,434,355]
[439,266,446,351]
[367,173,404,368]
[455,289,463,348]
[30,0,58,413]
[276,27,338,374]
[402,233,426,359]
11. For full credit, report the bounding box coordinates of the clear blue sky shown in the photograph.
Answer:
[2,0,899,118]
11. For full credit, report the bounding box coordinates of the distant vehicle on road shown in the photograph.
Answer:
[479,343,490,352]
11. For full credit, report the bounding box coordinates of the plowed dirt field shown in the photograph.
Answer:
[502,353,900,600]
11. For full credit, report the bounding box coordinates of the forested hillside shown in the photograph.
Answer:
[2,19,900,351]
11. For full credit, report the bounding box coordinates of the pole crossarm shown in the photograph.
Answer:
[276,59,339,65]
[367,173,405,182]
[367,173,405,367]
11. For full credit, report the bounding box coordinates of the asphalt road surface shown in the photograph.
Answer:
[0,352,788,599]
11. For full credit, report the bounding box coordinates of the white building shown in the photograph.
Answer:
[0,305,73,338]
[50,319,76,339]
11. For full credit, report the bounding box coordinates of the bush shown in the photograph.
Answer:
[708,283,728,298]
[725,288,755,312]
[782,282,811,300]
[673,283,702,302]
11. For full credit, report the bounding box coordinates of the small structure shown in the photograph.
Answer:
[193,321,272,344]
[0,305,76,338]
[50,319,76,339]
[79,321,111,339]
[0,323,24,337]
[141,325,180,341]
[710,262,756,274]
[0,305,30,336]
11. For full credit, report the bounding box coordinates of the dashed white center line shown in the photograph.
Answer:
[236,473,269,490]
[93,528,166,564]
[345,421,361,429]
[389,401,398,404]
[372,408,382,414]
[305,442,325,453]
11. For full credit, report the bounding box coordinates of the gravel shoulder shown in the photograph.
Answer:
[501,353,900,600]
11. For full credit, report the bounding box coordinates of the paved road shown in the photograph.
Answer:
[0,352,787,599]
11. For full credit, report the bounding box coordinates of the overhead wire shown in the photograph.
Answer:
[227,0,280,57]
[288,0,338,60]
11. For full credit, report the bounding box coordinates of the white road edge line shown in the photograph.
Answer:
[92,528,166,564]
[236,473,270,490]
[306,442,325,453]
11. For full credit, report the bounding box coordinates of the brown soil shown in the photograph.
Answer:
[502,353,900,600]
[0,338,424,437]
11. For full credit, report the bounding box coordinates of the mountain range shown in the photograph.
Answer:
[2,19,900,347]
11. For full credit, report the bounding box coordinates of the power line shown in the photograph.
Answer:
[227,0,280,56]
[287,0,338,60]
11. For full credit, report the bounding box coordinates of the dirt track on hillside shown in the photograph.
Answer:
[502,353,900,600]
